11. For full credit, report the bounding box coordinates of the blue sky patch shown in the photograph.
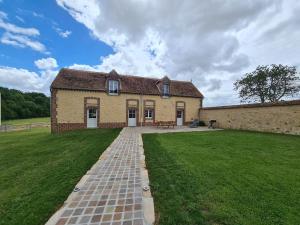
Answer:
[0,0,113,72]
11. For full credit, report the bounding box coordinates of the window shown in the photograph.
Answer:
[144,109,153,119]
[109,80,119,94]
[128,109,136,118]
[163,84,169,96]
[176,110,182,118]
[88,108,97,118]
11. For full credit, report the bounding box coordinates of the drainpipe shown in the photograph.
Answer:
[140,93,143,126]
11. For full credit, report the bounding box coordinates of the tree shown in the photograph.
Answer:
[0,87,50,120]
[234,64,300,103]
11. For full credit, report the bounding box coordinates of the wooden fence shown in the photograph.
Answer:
[0,122,50,132]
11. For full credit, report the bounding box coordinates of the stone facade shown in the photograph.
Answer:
[51,89,201,133]
[200,100,300,135]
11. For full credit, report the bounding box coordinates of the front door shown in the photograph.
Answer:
[128,109,136,127]
[87,108,97,128]
[176,110,183,126]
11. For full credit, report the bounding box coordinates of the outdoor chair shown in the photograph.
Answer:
[208,120,217,129]
[189,119,199,128]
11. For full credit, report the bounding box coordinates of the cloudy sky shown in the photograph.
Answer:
[0,0,299,106]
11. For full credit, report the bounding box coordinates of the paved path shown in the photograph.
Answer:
[47,128,154,225]
[47,126,218,225]
[136,126,222,134]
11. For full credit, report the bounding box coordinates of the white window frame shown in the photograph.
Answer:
[163,84,169,96]
[109,80,119,95]
[88,108,97,118]
[144,109,153,119]
[128,109,136,118]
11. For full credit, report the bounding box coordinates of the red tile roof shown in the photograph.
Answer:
[51,68,203,98]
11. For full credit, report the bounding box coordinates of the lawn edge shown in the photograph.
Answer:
[45,129,122,225]
[138,133,155,225]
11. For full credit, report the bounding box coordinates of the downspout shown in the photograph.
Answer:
[140,93,143,126]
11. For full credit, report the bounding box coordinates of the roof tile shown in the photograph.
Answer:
[51,68,203,98]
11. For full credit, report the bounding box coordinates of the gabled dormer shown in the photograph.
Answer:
[156,75,171,98]
[162,76,170,97]
[106,70,121,95]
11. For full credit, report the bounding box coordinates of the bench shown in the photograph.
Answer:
[156,121,176,129]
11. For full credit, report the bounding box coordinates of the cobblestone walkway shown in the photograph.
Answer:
[47,128,153,225]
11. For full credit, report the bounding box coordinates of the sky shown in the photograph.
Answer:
[0,0,300,106]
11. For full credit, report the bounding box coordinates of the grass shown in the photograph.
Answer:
[1,117,50,125]
[0,127,120,225]
[143,130,300,225]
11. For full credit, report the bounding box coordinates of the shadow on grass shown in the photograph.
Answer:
[143,134,208,225]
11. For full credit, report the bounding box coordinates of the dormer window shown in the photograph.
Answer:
[163,84,169,96]
[159,75,170,97]
[109,80,119,95]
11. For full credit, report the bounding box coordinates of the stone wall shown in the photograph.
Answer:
[199,100,300,135]
[51,89,201,133]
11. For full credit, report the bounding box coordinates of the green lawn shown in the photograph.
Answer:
[0,128,120,225]
[143,130,300,225]
[1,117,50,125]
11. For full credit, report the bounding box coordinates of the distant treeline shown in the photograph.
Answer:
[0,87,50,120]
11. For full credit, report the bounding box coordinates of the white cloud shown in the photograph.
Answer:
[59,30,72,38]
[56,0,99,32]
[34,57,58,70]
[0,17,39,36]
[32,11,44,18]
[53,26,72,38]
[1,32,47,53]
[0,66,57,94]
[0,11,47,53]
[15,15,25,23]
[0,11,7,19]
[57,0,300,106]
[68,63,99,71]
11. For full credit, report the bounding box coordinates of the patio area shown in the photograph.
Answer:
[136,126,222,134]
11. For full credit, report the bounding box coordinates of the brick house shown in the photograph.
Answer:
[50,68,203,133]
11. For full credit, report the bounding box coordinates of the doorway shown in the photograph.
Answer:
[176,110,183,126]
[87,108,98,128]
[128,109,137,126]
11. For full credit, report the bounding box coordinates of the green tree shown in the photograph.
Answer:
[0,87,50,120]
[234,64,300,103]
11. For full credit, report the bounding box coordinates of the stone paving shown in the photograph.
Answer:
[46,128,154,225]
[46,126,218,225]
[137,125,222,134]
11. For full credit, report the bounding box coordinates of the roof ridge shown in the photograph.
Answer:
[61,68,107,75]
[61,68,193,83]
[171,80,193,84]
[120,74,159,80]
